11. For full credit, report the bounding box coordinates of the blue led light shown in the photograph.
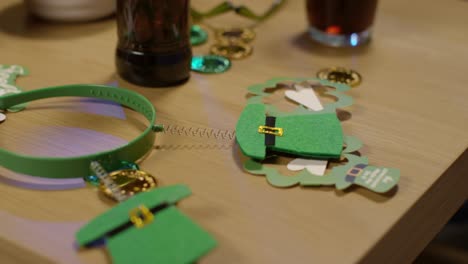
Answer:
[350,33,359,46]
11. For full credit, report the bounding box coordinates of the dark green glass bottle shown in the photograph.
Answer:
[116,0,191,87]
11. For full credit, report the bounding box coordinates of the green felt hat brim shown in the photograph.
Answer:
[273,113,343,159]
[76,185,191,246]
[107,207,217,264]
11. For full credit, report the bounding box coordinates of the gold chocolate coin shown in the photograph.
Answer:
[99,169,158,201]
[215,28,256,43]
[316,67,362,87]
[210,42,253,60]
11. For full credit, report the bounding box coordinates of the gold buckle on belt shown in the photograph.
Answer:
[258,125,283,136]
[129,205,154,228]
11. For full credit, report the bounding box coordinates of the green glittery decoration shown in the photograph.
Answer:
[190,25,208,46]
[120,161,140,170]
[83,161,140,186]
[84,175,100,186]
[191,55,231,74]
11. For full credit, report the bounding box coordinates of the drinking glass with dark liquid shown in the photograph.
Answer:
[306,0,378,47]
[116,0,191,87]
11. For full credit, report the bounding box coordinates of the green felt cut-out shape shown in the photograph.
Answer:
[331,156,400,193]
[76,185,192,246]
[240,77,400,194]
[244,136,400,193]
[76,185,217,264]
[0,64,29,112]
[274,112,343,158]
[245,158,311,187]
[235,104,266,159]
[236,104,343,160]
[107,207,216,264]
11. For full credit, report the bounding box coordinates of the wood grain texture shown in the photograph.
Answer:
[0,0,467,263]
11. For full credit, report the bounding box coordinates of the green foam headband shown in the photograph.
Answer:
[0,84,158,179]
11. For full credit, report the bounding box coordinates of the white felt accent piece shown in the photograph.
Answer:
[284,84,324,111]
[286,84,328,175]
[287,158,328,176]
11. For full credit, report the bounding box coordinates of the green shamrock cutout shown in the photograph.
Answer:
[239,76,400,194]
[246,77,353,115]
[244,136,400,193]
[0,64,29,112]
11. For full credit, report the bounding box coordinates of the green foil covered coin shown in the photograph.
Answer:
[191,55,231,74]
[190,25,208,46]
[83,174,100,186]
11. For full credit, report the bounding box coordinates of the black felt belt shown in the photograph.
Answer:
[265,116,276,146]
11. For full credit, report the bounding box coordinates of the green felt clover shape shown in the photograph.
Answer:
[244,136,400,193]
[0,64,29,112]
[246,77,353,116]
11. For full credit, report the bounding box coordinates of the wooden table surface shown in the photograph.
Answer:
[1,0,467,263]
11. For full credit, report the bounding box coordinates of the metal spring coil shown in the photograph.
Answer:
[161,124,235,141]
[155,143,233,151]
[156,124,235,150]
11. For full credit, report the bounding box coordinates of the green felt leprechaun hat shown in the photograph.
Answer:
[76,185,217,264]
[236,104,344,160]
